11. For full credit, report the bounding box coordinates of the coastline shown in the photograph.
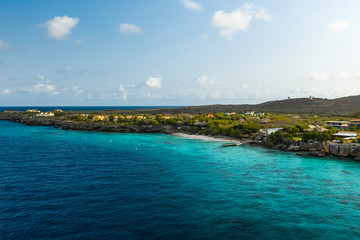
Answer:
[172,133,242,143]
[1,113,360,162]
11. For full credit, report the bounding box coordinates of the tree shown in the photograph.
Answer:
[109,114,117,121]
[88,114,95,120]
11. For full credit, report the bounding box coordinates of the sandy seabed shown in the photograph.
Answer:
[172,133,242,143]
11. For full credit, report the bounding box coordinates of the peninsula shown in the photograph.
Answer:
[2,95,360,161]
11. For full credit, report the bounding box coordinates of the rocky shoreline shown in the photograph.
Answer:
[1,114,360,162]
[250,139,360,161]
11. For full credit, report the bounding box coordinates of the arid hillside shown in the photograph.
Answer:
[104,95,360,116]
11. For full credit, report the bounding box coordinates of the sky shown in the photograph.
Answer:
[1,0,360,106]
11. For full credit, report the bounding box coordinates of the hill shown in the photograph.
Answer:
[98,95,360,116]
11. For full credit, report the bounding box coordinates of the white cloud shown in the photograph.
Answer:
[24,74,57,94]
[146,77,162,88]
[242,84,248,88]
[355,73,360,79]
[0,40,12,51]
[197,75,214,87]
[306,72,330,81]
[180,0,203,11]
[119,85,128,100]
[29,83,56,93]
[211,10,251,40]
[328,20,348,33]
[43,16,79,40]
[211,3,271,40]
[253,6,271,22]
[72,86,84,94]
[2,89,11,95]
[119,23,142,34]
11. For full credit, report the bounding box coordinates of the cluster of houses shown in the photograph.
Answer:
[89,114,148,122]
[323,120,360,140]
[36,112,55,117]
[25,109,63,117]
[26,109,40,113]
[325,120,360,129]
[262,120,360,141]
[21,108,360,141]
[242,111,265,117]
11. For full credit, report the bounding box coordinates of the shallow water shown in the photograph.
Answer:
[1,121,360,239]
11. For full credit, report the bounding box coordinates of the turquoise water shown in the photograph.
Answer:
[1,120,360,239]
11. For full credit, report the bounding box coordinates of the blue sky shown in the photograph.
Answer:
[1,0,360,106]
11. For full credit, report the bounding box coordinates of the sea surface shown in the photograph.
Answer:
[1,121,360,239]
[0,106,181,113]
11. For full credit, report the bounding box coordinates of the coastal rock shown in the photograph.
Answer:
[287,145,300,151]
[253,132,266,141]
[349,144,360,157]
[299,141,322,151]
[177,126,190,132]
[328,143,360,157]
[309,150,321,157]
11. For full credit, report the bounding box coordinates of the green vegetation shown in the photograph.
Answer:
[266,124,309,145]
[1,108,359,144]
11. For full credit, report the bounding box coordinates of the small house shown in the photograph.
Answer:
[36,112,55,117]
[93,115,105,121]
[304,125,327,133]
[238,118,246,124]
[350,119,360,128]
[325,121,349,129]
[26,109,40,113]
[333,131,357,139]
[258,118,270,124]
[194,121,208,127]
[266,128,282,135]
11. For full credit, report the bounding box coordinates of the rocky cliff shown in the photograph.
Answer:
[328,143,360,160]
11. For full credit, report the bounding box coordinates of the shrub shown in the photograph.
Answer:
[302,131,331,142]
[88,114,95,120]
[268,131,293,144]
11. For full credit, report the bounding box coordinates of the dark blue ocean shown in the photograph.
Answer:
[1,121,360,239]
[0,106,181,113]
